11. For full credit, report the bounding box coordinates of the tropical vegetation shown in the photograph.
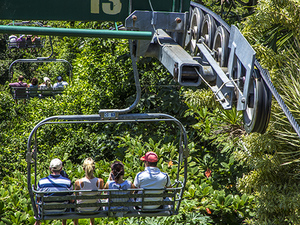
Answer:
[1,0,300,224]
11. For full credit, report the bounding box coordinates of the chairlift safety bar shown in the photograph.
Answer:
[9,58,73,71]
[9,58,73,83]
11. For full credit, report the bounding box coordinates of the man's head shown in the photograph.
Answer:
[57,76,62,82]
[140,151,158,167]
[18,75,24,82]
[49,158,63,173]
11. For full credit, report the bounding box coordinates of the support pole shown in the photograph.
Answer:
[0,25,153,40]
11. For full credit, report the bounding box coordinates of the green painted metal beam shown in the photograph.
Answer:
[0,25,153,40]
[0,0,190,22]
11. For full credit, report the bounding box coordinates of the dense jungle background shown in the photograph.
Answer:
[1,0,300,224]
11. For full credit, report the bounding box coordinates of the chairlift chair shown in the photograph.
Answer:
[9,55,73,100]
[9,58,72,100]
[9,57,73,85]
[26,113,189,221]
[7,21,45,49]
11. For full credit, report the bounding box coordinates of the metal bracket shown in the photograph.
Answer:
[26,152,33,163]
[125,11,188,58]
[99,110,119,120]
[228,25,256,111]
[196,43,234,109]
[155,29,201,86]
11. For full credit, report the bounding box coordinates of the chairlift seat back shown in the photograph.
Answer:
[34,186,182,220]
[10,86,65,99]
[11,87,28,99]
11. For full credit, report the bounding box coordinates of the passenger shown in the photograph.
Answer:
[39,77,53,97]
[53,76,68,88]
[28,77,39,97]
[34,158,72,225]
[8,34,18,48]
[9,75,28,103]
[40,77,52,88]
[17,34,26,48]
[74,158,104,225]
[28,77,39,88]
[32,35,41,48]
[9,75,27,87]
[134,151,171,210]
[26,35,33,48]
[104,161,135,213]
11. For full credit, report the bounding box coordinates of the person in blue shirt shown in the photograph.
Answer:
[34,158,72,225]
[104,161,135,214]
[28,77,39,88]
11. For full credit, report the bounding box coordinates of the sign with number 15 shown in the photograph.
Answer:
[91,0,122,15]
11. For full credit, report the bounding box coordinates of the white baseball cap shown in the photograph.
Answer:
[49,158,62,170]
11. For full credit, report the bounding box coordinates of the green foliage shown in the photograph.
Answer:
[0,171,35,225]
[183,88,244,145]
[0,11,268,224]
[237,0,300,223]
[194,0,258,25]
[242,0,300,60]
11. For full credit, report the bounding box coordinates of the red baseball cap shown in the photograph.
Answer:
[140,151,158,162]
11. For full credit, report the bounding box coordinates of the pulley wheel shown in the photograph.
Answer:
[201,14,216,49]
[189,8,203,54]
[212,26,229,67]
[243,69,272,133]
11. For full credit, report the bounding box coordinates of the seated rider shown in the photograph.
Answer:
[27,77,39,97]
[8,34,18,48]
[35,158,72,225]
[17,35,26,48]
[32,35,42,48]
[74,158,104,225]
[28,77,39,88]
[40,77,52,88]
[134,151,171,210]
[26,35,33,48]
[9,75,28,102]
[104,161,135,212]
[53,76,68,88]
[9,75,27,88]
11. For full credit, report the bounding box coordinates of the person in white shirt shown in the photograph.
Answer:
[74,158,104,225]
[9,34,18,48]
[134,151,171,210]
[40,77,52,88]
[53,76,68,88]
